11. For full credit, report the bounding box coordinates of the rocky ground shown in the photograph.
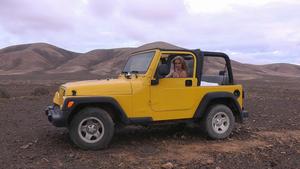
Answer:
[0,76,299,169]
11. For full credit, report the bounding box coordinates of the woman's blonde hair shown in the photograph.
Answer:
[172,56,187,70]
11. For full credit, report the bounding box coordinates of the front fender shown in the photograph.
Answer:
[63,97,129,125]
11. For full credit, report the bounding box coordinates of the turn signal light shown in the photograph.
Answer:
[67,101,74,108]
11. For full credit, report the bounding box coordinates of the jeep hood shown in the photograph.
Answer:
[62,79,132,96]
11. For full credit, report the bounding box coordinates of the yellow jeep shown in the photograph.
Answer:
[45,49,248,150]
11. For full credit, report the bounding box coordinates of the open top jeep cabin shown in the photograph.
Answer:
[45,48,249,150]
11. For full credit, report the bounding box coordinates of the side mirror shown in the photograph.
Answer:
[158,64,170,76]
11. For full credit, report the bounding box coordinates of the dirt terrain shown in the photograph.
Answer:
[0,75,299,169]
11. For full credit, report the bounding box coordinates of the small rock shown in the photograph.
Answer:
[69,153,75,158]
[58,160,64,167]
[206,159,214,165]
[265,144,273,148]
[161,162,174,169]
[20,142,33,149]
[42,157,49,162]
[216,167,221,169]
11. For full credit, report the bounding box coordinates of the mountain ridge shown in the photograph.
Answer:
[0,41,299,79]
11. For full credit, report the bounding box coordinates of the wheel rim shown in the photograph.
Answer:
[78,117,104,143]
[212,112,230,134]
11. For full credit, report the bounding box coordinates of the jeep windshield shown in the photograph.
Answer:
[122,51,155,74]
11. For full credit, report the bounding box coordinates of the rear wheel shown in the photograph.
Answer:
[69,107,114,150]
[204,104,235,139]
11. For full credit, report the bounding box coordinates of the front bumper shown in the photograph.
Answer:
[45,105,67,127]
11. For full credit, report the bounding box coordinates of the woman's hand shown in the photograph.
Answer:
[172,72,180,78]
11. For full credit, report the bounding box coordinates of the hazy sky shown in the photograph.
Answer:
[0,0,299,64]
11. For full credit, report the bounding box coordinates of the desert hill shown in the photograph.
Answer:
[0,43,79,75]
[0,41,299,79]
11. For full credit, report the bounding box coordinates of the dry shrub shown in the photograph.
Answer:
[31,87,49,96]
[0,88,10,98]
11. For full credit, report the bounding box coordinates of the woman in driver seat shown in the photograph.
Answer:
[166,56,188,78]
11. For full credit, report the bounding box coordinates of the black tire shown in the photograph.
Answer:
[69,107,114,150]
[204,104,235,139]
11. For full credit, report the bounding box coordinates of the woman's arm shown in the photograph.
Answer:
[165,72,173,78]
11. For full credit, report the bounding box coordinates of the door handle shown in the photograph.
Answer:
[185,80,192,86]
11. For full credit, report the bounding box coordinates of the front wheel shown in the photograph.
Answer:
[204,104,235,139]
[69,107,114,150]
